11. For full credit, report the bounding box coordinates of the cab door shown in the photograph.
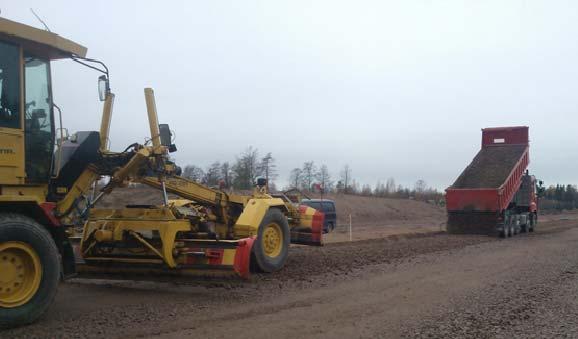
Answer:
[0,41,25,184]
[23,55,54,183]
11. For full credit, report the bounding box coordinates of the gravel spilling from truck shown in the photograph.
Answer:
[451,144,527,189]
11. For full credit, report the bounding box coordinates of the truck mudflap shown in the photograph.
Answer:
[290,205,324,246]
[447,211,501,235]
[71,237,256,280]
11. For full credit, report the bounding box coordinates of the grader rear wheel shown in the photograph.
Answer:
[252,209,290,273]
[0,214,60,329]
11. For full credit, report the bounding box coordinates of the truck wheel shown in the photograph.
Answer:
[529,214,536,232]
[520,222,528,233]
[252,209,290,273]
[499,226,507,238]
[513,216,520,235]
[0,214,60,329]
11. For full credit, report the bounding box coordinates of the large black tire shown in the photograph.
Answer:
[520,221,528,233]
[503,216,511,238]
[529,213,536,232]
[252,209,290,273]
[499,225,507,238]
[0,214,60,329]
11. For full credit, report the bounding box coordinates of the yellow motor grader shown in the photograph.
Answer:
[0,17,323,328]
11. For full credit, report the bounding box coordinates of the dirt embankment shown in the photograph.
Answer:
[98,186,445,225]
[311,193,445,227]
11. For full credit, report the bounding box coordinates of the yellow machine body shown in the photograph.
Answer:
[74,181,324,278]
[0,16,324,328]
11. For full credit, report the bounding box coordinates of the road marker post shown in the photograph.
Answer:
[349,214,352,242]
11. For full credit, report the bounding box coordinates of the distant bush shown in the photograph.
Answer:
[540,184,578,210]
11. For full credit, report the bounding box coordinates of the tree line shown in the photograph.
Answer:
[540,184,578,210]
[182,146,278,191]
[289,162,441,202]
[182,147,443,203]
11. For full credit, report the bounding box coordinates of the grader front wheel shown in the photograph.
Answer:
[0,215,60,329]
[252,209,290,273]
[0,242,42,308]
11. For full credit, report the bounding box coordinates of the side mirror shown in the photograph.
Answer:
[56,127,70,141]
[98,75,110,101]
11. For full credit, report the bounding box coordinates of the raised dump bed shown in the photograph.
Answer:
[446,126,538,236]
[451,145,527,189]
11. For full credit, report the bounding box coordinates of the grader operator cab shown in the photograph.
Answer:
[0,17,324,328]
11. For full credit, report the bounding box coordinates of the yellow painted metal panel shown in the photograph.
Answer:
[0,17,87,58]
[233,198,286,237]
[0,128,25,184]
[221,248,236,265]
[0,186,47,203]
[0,195,41,203]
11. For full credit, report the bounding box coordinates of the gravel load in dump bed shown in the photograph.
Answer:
[451,145,527,189]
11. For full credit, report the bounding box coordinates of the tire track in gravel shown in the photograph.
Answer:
[2,219,577,339]
[403,225,578,339]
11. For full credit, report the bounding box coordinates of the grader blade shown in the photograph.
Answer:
[71,226,256,280]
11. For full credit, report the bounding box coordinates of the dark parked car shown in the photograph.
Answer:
[301,199,337,233]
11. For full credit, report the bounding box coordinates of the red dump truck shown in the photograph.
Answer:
[446,126,539,237]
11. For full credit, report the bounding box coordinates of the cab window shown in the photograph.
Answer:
[24,55,53,183]
[0,42,20,129]
[308,202,322,210]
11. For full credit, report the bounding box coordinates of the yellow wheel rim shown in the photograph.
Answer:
[0,242,42,308]
[261,223,283,258]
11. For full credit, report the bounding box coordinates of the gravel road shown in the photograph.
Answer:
[3,216,578,339]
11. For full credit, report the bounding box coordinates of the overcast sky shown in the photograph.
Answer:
[4,1,578,189]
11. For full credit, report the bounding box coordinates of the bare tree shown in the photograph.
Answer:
[350,179,360,194]
[374,181,386,196]
[300,161,317,191]
[316,164,332,192]
[220,162,233,189]
[204,161,222,187]
[258,152,277,189]
[232,146,259,190]
[289,168,302,189]
[414,179,427,194]
[183,165,205,183]
[361,184,372,196]
[340,164,352,193]
[385,177,396,195]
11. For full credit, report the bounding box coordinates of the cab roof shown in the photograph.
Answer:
[0,17,87,59]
